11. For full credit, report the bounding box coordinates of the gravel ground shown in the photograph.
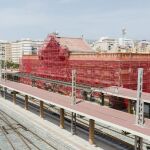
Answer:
[0,110,59,150]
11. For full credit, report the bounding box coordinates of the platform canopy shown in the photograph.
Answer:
[92,86,150,103]
[0,80,150,140]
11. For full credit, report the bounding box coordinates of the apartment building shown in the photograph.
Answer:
[135,40,150,53]
[32,40,43,55]
[92,37,135,53]
[11,39,43,63]
[0,41,12,61]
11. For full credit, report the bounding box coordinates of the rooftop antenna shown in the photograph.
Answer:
[122,27,127,47]
[122,27,127,38]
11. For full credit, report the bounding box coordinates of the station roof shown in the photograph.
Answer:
[0,80,150,140]
[56,37,94,52]
[92,86,150,103]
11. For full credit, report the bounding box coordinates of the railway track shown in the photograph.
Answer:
[0,126,16,150]
[3,92,137,150]
[0,109,58,150]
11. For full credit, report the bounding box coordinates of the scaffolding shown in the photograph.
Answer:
[19,34,150,107]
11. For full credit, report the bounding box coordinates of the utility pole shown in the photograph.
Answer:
[135,68,144,150]
[71,69,77,135]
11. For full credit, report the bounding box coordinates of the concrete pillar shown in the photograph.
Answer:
[60,108,64,129]
[89,119,95,144]
[25,95,28,110]
[13,91,16,104]
[40,101,44,118]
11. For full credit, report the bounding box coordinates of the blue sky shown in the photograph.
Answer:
[0,0,150,40]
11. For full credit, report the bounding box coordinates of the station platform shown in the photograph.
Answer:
[0,96,118,150]
[93,86,150,103]
[0,80,150,142]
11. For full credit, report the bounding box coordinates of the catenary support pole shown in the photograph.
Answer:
[71,112,76,135]
[71,70,77,135]
[135,68,144,150]
[71,70,76,105]
[135,136,143,150]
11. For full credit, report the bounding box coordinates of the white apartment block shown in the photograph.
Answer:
[11,39,43,63]
[32,40,43,55]
[11,41,23,64]
[92,37,135,53]
[135,40,150,53]
[0,41,12,61]
[92,37,118,52]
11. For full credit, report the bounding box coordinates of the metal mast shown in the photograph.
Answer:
[136,68,144,125]
[71,69,77,135]
[72,69,76,105]
[135,68,144,150]
[122,27,126,48]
